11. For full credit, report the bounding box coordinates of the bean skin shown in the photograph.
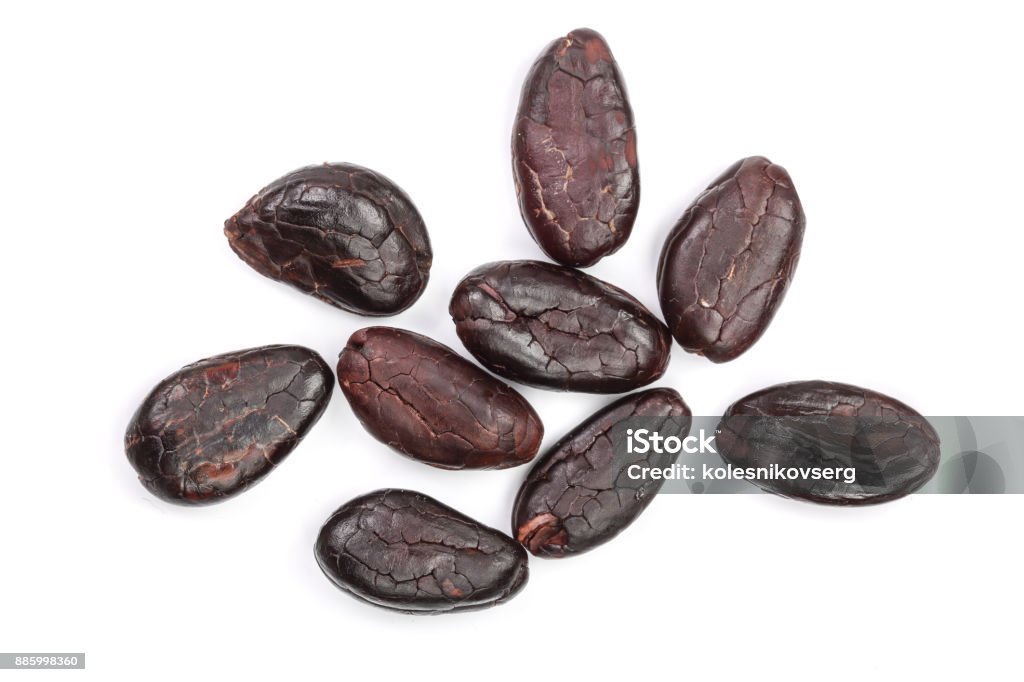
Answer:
[225,163,432,316]
[717,381,940,505]
[449,260,671,393]
[337,327,543,470]
[513,28,639,268]
[124,345,333,505]
[657,156,805,362]
[315,489,529,614]
[513,388,691,557]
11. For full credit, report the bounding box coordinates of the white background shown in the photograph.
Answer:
[2,1,1022,680]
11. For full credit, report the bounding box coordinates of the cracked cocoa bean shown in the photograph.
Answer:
[449,260,671,393]
[315,489,529,614]
[513,388,691,557]
[125,345,333,505]
[717,381,940,505]
[337,326,543,470]
[657,156,805,362]
[225,163,432,316]
[513,28,638,268]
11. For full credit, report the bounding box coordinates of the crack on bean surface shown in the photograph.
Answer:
[316,490,529,613]
[512,388,691,557]
[716,381,941,505]
[124,345,333,504]
[337,327,542,470]
[225,163,432,315]
[658,156,806,362]
[450,260,671,393]
[513,28,639,268]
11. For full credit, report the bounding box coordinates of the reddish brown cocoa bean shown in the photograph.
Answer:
[336,327,543,470]
[717,381,940,505]
[513,388,691,557]
[657,156,805,362]
[513,28,639,267]
[315,489,529,614]
[449,260,671,393]
[124,345,333,505]
[225,163,432,316]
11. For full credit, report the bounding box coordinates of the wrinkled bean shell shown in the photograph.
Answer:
[125,345,333,505]
[337,326,543,470]
[315,489,529,614]
[657,156,805,362]
[450,260,671,393]
[513,28,639,268]
[717,380,940,505]
[513,388,691,557]
[225,163,432,316]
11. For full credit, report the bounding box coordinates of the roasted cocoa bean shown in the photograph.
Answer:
[512,28,639,268]
[717,381,940,505]
[315,489,529,614]
[336,327,543,470]
[125,345,333,505]
[449,260,671,393]
[513,388,691,557]
[657,156,805,362]
[225,163,432,316]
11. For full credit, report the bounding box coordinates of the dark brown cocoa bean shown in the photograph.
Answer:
[125,345,333,505]
[449,260,671,393]
[225,163,432,316]
[336,327,543,470]
[512,28,639,268]
[513,388,691,557]
[315,489,529,614]
[657,156,805,362]
[717,381,940,505]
